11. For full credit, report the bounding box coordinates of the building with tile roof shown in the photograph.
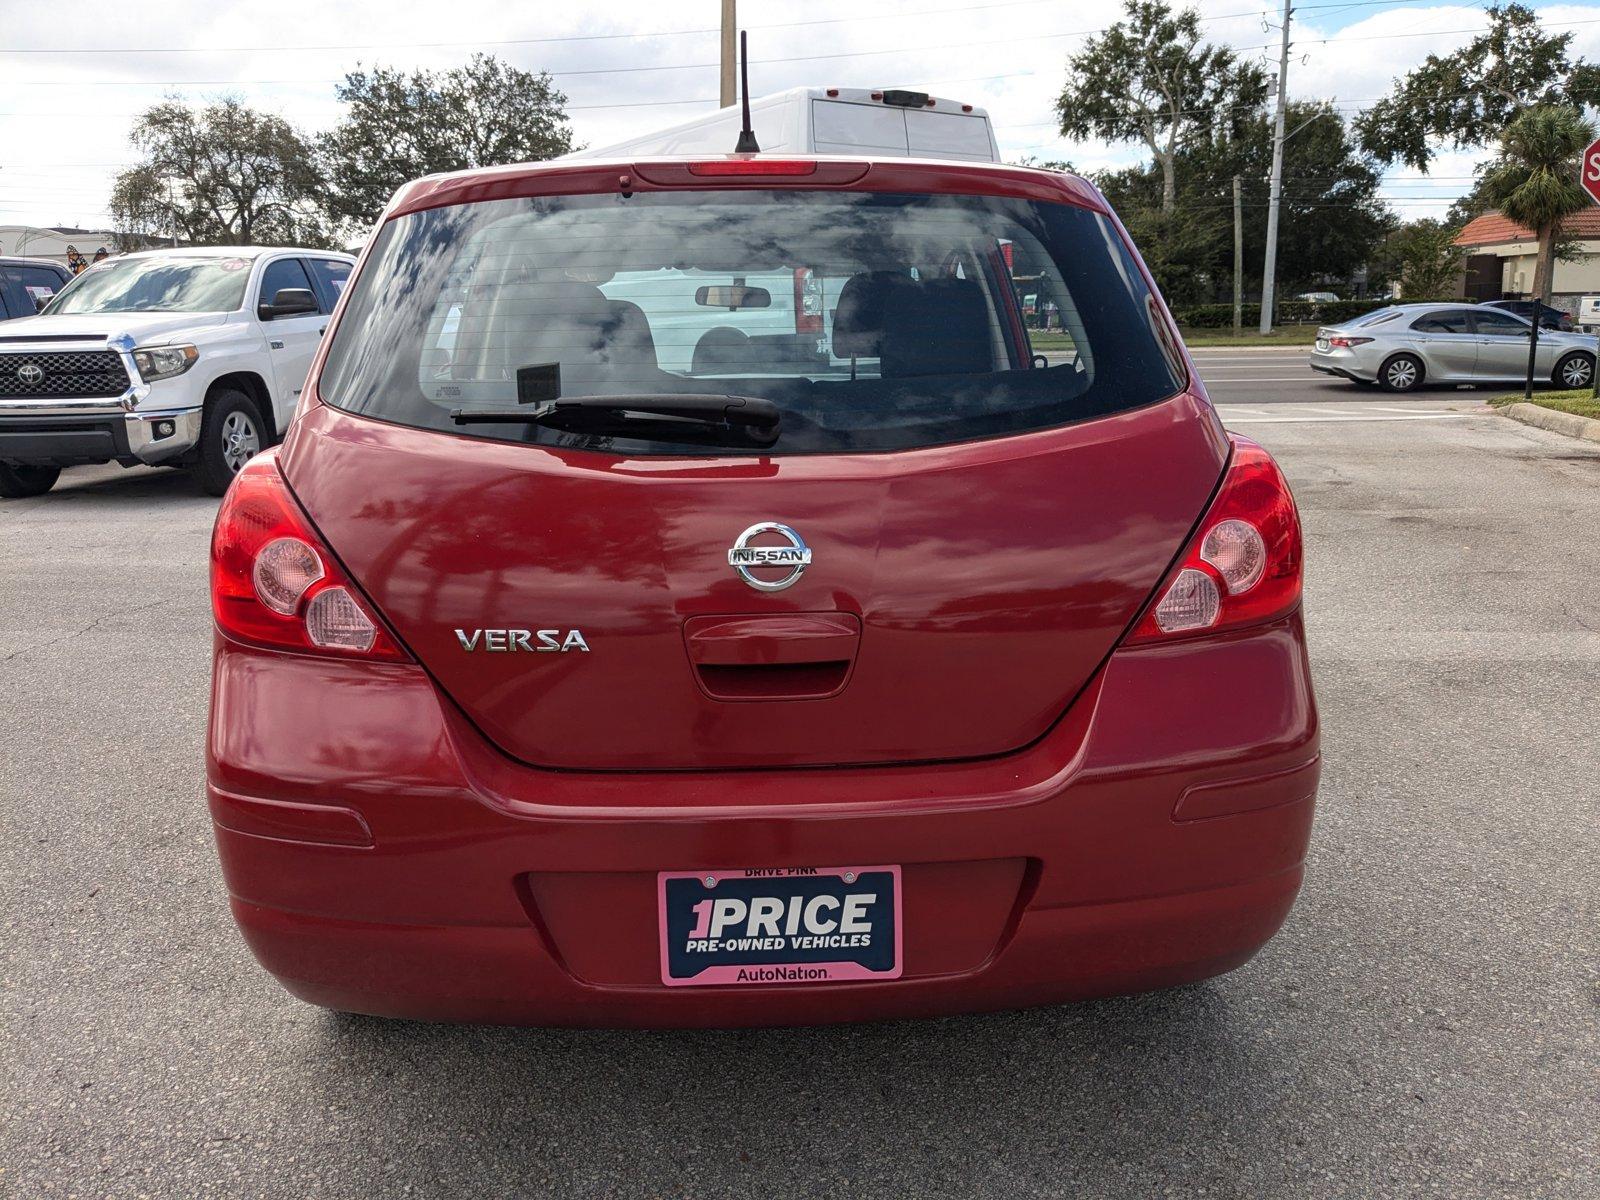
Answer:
[1453,210,1600,312]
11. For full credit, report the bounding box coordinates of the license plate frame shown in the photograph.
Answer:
[657,865,902,987]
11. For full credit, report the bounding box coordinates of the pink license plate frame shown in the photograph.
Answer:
[657,865,903,987]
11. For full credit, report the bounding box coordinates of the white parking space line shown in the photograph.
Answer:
[1218,412,1473,424]
[1200,376,1322,383]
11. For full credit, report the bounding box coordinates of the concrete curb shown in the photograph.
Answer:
[1498,401,1600,444]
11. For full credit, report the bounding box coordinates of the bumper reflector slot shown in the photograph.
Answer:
[1173,758,1321,823]
[209,788,373,847]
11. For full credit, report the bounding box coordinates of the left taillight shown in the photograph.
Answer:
[1127,435,1303,644]
[210,451,409,661]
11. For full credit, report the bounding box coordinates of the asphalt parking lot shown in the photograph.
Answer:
[3,377,1597,1197]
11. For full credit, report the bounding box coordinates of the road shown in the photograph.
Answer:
[3,391,1597,1198]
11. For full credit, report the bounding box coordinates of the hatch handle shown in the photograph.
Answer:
[684,613,860,666]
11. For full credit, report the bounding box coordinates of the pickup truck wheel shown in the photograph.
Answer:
[0,464,60,498]
[192,389,263,496]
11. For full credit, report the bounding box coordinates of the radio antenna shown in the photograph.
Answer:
[734,31,760,153]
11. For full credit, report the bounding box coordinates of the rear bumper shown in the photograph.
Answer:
[206,614,1320,1027]
[1308,349,1374,382]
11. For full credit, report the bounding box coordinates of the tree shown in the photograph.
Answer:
[319,53,575,233]
[109,98,327,246]
[1095,102,1392,304]
[1378,220,1464,298]
[1448,173,1588,265]
[1055,0,1266,214]
[1478,105,1596,305]
[1356,4,1600,171]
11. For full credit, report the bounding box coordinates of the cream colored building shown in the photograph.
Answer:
[1453,210,1600,307]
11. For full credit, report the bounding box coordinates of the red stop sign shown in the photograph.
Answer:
[1583,137,1600,205]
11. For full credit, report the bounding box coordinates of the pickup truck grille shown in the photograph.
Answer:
[0,350,130,399]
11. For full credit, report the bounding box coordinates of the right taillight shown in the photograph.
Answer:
[793,267,823,333]
[210,451,409,661]
[1128,435,1302,644]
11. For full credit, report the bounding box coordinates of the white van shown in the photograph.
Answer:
[1577,295,1600,333]
[565,86,1000,163]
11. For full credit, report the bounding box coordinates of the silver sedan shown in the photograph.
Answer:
[1308,303,1598,392]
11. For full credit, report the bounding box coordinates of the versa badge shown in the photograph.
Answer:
[454,628,589,652]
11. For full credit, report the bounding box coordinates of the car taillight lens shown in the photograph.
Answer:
[793,267,823,334]
[1327,336,1372,348]
[210,451,408,661]
[1129,436,1302,644]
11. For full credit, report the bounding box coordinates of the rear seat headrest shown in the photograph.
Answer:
[880,277,992,378]
[831,271,913,358]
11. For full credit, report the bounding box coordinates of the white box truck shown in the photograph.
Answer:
[564,87,1002,374]
[565,86,1001,163]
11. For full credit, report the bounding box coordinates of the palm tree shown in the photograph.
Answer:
[1480,105,1596,395]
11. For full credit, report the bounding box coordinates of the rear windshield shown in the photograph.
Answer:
[318,190,1186,455]
[46,255,251,314]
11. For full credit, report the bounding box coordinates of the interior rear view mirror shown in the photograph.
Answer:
[696,285,771,310]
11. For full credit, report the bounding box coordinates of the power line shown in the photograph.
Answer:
[16,7,1583,87]
[0,0,1424,56]
[0,0,1055,55]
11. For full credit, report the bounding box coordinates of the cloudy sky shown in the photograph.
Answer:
[3,0,1599,233]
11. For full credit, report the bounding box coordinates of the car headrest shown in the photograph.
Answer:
[880,277,992,378]
[458,281,658,380]
[831,271,912,358]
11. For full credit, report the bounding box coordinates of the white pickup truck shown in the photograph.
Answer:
[0,245,354,497]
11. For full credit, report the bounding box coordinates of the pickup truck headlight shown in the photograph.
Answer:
[133,344,198,382]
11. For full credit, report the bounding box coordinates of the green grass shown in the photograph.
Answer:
[1488,389,1600,420]
[1028,325,1318,352]
[1179,325,1320,348]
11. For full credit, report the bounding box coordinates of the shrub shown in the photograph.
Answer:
[1172,297,1453,328]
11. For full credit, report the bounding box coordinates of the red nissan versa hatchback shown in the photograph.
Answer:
[204,154,1319,1027]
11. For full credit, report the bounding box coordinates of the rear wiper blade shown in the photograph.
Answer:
[451,394,780,445]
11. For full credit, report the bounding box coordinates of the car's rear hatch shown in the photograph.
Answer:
[285,395,1224,770]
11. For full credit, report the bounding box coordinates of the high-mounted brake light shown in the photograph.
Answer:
[686,159,817,176]
[879,89,932,108]
[1128,436,1302,644]
[211,452,408,661]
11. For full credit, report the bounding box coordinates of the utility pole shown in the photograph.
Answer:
[1233,175,1244,335]
[720,0,737,109]
[1258,0,1293,336]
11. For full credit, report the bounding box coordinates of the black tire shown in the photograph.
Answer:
[1378,353,1423,393]
[1553,351,1594,390]
[191,389,265,496]
[0,464,60,498]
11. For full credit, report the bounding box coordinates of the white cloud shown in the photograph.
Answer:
[2,0,1597,229]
